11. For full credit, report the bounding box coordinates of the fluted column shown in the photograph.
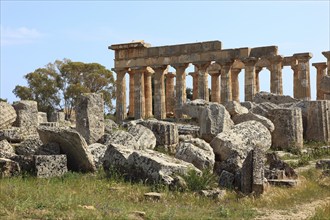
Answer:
[173,64,189,118]
[153,65,167,119]
[255,66,263,93]
[243,58,259,101]
[165,72,176,115]
[115,69,127,123]
[209,71,221,103]
[322,51,330,75]
[194,62,211,101]
[312,62,327,100]
[128,71,134,118]
[268,55,284,94]
[189,72,198,100]
[218,60,234,104]
[231,68,241,102]
[144,68,154,118]
[291,59,299,99]
[133,68,145,119]
[293,53,313,100]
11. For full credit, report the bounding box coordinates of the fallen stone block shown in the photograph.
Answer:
[86,143,107,168]
[0,102,17,130]
[0,127,25,143]
[199,188,226,200]
[219,170,234,188]
[38,112,48,124]
[224,101,248,117]
[100,130,139,149]
[232,112,275,133]
[267,179,298,187]
[34,155,67,178]
[0,139,16,159]
[128,124,156,150]
[0,158,20,177]
[253,91,299,105]
[15,136,42,156]
[12,100,38,136]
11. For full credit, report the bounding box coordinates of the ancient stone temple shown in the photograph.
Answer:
[109,40,329,122]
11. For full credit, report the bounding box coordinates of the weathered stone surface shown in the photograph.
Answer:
[177,124,200,137]
[128,125,156,150]
[306,101,330,142]
[199,188,226,200]
[316,159,330,169]
[104,119,118,134]
[15,136,42,155]
[76,93,104,145]
[34,155,67,178]
[232,112,275,133]
[144,192,162,200]
[240,101,256,110]
[253,91,299,105]
[86,143,107,168]
[39,122,59,127]
[37,142,61,155]
[182,99,208,120]
[10,155,35,172]
[101,130,139,149]
[224,101,248,117]
[266,152,298,179]
[210,121,271,173]
[250,102,279,118]
[38,112,48,124]
[269,108,303,150]
[0,158,20,177]
[0,102,16,130]
[176,135,215,170]
[267,179,298,187]
[37,126,96,172]
[103,144,200,185]
[320,75,330,93]
[12,100,38,135]
[200,103,234,142]
[139,119,179,152]
[219,170,234,188]
[0,127,25,143]
[49,112,65,123]
[0,139,16,158]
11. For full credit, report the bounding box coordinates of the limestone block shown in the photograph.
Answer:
[199,103,234,142]
[12,100,38,135]
[182,99,209,120]
[0,102,16,130]
[103,144,200,185]
[240,101,256,110]
[0,139,16,159]
[10,155,35,173]
[266,152,298,179]
[232,112,275,133]
[199,189,226,200]
[104,119,118,134]
[250,102,279,118]
[320,75,330,93]
[86,143,107,168]
[38,112,48,124]
[224,101,248,117]
[210,121,271,173]
[177,124,200,137]
[253,91,299,105]
[76,93,104,145]
[306,100,330,142]
[37,126,96,172]
[49,112,65,123]
[101,130,140,149]
[219,170,234,188]
[128,125,156,150]
[176,135,215,170]
[34,155,68,178]
[0,127,25,143]
[139,119,179,153]
[269,108,303,150]
[15,136,42,156]
[0,158,20,177]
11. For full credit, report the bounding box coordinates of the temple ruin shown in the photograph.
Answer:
[109,40,330,122]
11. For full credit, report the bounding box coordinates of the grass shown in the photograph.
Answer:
[310,202,330,220]
[1,167,330,219]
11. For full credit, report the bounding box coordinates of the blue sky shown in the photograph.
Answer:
[1,0,329,104]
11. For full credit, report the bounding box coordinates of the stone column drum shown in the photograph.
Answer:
[115,69,127,122]
[165,72,176,115]
[255,66,263,93]
[144,69,153,118]
[133,69,146,119]
[231,68,241,102]
[244,58,258,101]
[189,72,198,100]
[153,66,167,119]
[173,64,188,118]
[322,51,330,76]
[128,71,135,118]
[209,71,221,103]
[312,62,327,100]
[194,62,211,101]
[76,93,104,145]
[293,53,312,100]
[12,100,38,136]
[268,55,283,95]
[219,60,233,104]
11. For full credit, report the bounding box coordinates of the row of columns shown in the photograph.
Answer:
[313,51,330,100]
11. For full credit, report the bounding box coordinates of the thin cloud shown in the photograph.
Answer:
[1,26,43,46]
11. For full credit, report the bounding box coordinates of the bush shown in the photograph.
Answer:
[182,169,218,192]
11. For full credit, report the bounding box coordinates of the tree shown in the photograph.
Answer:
[13,59,115,119]
[186,87,193,101]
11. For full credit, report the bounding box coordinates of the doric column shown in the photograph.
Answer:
[312,62,327,100]
[144,67,154,118]
[173,64,189,118]
[209,71,221,103]
[243,58,259,101]
[322,51,330,75]
[255,66,263,93]
[115,69,127,123]
[218,60,234,104]
[152,65,168,119]
[128,71,134,118]
[268,55,284,94]
[165,72,176,115]
[133,68,146,119]
[291,59,299,98]
[231,68,241,102]
[194,62,211,101]
[189,72,198,100]
[293,53,313,100]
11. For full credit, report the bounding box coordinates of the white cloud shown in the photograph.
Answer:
[1,26,43,46]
